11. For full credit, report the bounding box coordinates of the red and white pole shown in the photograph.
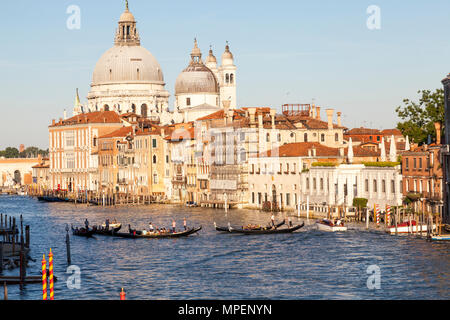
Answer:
[120,288,126,300]
[376,204,380,227]
[386,205,391,226]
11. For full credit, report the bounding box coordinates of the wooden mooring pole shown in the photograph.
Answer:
[3,282,7,300]
[65,225,71,265]
[0,242,3,273]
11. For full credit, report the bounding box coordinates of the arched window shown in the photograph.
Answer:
[131,104,136,113]
[104,105,110,111]
[109,69,112,81]
[141,104,148,118]
[225,74,230,84]
[230,74,234,84]
[321,134,325,142]
[335,133,339,142]
[153,155,157,164]
[304,133,308,142]
[137,68,140,80]
[277,134,281,142]
[266,133,270,142]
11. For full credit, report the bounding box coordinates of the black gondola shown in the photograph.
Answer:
[72,226,96,237]
[94,225,122,236]
[214,220,286,232]
[38,196,69,203]
[114,226,202,239]
[227,223,305,235]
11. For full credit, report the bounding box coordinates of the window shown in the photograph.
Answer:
[252,192,255,204]
[153,173,158,184]
[166,155,169,163]
[313,178,317,190]
[186,98,191,106]
[320,178,324,190]
[335,133,339,142]
[419,158,422,170]
[304,133,308,142]
[391,180,395,193]
[153,155,157,164]
[382,180,386,193]
[152,139,157,148]
[286,193,291,206]
[266,133,270,142]
[306,178,310,190]
[321,134,325,142]
[230,74,234,84]
[413,158,417,169]
[377,136,380,142]
[373,180,377,192]
[258,193,262,205]
[365,179,369,192]
[277,134,281,142]
[405,158,409,170]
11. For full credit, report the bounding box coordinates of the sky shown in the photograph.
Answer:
[0,0,449,149]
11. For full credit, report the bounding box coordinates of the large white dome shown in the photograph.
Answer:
[92,45,165,86]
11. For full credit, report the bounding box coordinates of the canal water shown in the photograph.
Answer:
[0,195,449,300]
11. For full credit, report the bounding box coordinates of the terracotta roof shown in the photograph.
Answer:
[257,142,342,158]
[196,109,246,121]
[50,111,122,127]
[165,127,196,141]
[381,129,403,136]
[32,164,50,169]
[346,127,381,135]
[98,126,134,139]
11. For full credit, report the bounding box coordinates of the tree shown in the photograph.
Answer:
[395,89,444,145]
[3,147,19,158]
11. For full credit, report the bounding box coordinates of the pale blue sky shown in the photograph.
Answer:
[1,0,449,149]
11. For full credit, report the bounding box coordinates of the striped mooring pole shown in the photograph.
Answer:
[375,204,380,227]
[49,249,54,300]
[42,254,47,300]
[120,288,126,300]
[386,205,391,226]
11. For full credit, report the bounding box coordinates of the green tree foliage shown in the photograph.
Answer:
[353,198,368,208]
[395,89,444,145]
[0,147,48,158]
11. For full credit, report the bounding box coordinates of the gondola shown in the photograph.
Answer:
[228,223,305,235]
[38,196,69,203]
[214,220,285,232]
[94,225,122,236]
[113,226,202,239]
[72,226,96,237]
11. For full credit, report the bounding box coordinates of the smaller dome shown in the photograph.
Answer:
[120,10,135,22]
[206,48,217,64]
[175,64,219,95]
[222,43,234,66]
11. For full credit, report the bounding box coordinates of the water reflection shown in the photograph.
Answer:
[0,196,449,300]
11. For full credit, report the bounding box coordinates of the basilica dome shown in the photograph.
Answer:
[92,45,165,85]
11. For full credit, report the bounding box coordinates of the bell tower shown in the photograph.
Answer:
[114,1,140,46]
[219,42,237,109]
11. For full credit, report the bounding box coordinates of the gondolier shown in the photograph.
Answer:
[172,220,176,233]
[184,218,187,230]
[84,219,89,230]
[271,214,275,228]
[105,219,110,230]
[149,222,154,232]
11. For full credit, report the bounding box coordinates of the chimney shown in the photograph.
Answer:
[434,122,442,145]
[316,106,321,120]
[325,109,334,130]
[52,119,55,126]
[63,109,67,120]
[228,109,234,125]
[337,112,342,127]
[249,108,257,128]
[312,105,316,119]
[258,114,263,128]
[270,109,276,129]
[59,118,63,124]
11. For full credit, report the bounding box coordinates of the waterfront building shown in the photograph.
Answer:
[401,122,445,214]
[31,156,50,192]
[442,73,450,224]
[48,111,125,192]
[0,157,41,188]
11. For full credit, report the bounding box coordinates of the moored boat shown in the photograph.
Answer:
[386,220,436,234]
[316,219,347,232]
[38,196,69,203]
[114,226,202,239]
